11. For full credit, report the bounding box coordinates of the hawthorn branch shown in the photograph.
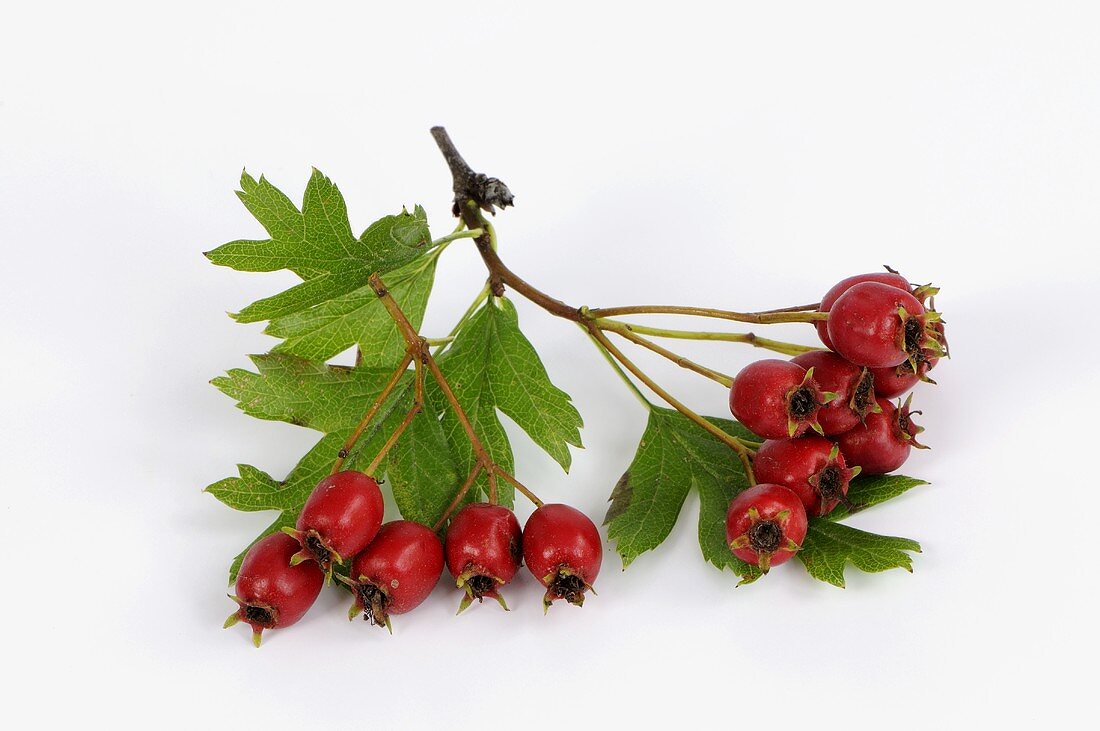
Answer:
[368,273,544,520]
[365,356,424,475]
[429,127,771,475]
[599,322,735,388]
[432,464,483,533]
[588,304,827,324]
[588,327,757,484]
[431,126,514,217]
[331,350,413,475]
[597,320,820,357]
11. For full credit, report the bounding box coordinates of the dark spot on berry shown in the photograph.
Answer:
[509,537,522,567]
[904,316,923,355]
[788,387,817,418]
[355,582,390,626]
[853,369,876,414]
[550,572,587,605]
[244,604,276,628]
[816,466,842,502]
[468,574,496,598]
[305,533,332,568]
[748,520,783,553]
[896,404,921,438]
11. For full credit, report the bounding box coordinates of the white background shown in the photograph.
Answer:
[2,1,1096,727]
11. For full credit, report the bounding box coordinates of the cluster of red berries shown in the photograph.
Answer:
[225,471,603,646]
[725,270,947,573]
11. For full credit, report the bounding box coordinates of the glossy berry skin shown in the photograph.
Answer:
[291,470,384,572]
[345,521,444,630]
[729,359,830,439]
[726,484,808,573]
[791,351,876,435]
[816,271,911,349]
[444,503,523,612]
[523,504,602,610]
[827,282,927,368]
[836,397,925,474]
[225,532,324,647]
[753,437,858,517]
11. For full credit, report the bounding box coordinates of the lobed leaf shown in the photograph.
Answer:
[211,353,411,435]
[213,432,345,583]
[205,170,431,326]
[827,473,928,521]
[265,255,438,365]
[604,407,760,579]
[386,406,461,527]
[430,297,583,502]
[797,520,921,588]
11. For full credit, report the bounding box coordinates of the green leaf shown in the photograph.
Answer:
[265,254,438,364]
[431,297,583,501]
[797,521,921,588]
[205,464,284,512]
[205,170,431,324]
[211,353,411,435]
[212,432,344,583]
[208,432,344,516]
[827,473,928,521]
[210,356,428,581]
[606,407,753,575]
[484,299,583,471]
[386,407,461,527]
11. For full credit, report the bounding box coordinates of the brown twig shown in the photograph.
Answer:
[599,321,735,387]
[331,350,413,474]
[368,273,546,519]
[596,320,820,357]
[432,464,483,532]
[587,304,827,324]
[493,467,544,508]
[588,327,757,484]
[430,127,767,476]
[365,356,424,475]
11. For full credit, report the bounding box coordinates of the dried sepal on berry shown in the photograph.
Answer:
[726,485,809,573]
[454,567,510,613]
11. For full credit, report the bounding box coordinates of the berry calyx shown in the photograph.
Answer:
[522,504,602,611]
[444,503,523,613]
[791,350,878,434]
[285,470,384,577]
[729,359,835,439]
[725,484,808,573]
[224,532,325,647]
[816,270,911,350]
[827,282,928,368]
[343,520,444,631]
[871,347,939,398]
[836,396,927,475]
[752,437,860,517]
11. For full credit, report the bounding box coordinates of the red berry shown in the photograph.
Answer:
[836,397,926,474]
[729,359,833,439]
[816,271,911,349]
[870,351,933,398]
[790,351,877,435]
[288,470,384,574]
[344,521,444,630]
[827,282,927,368]
[522,504,602,611]
[726,484,808,573]
[752,437,859,517]
[444,503,523,612]
[225,532,324,647]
